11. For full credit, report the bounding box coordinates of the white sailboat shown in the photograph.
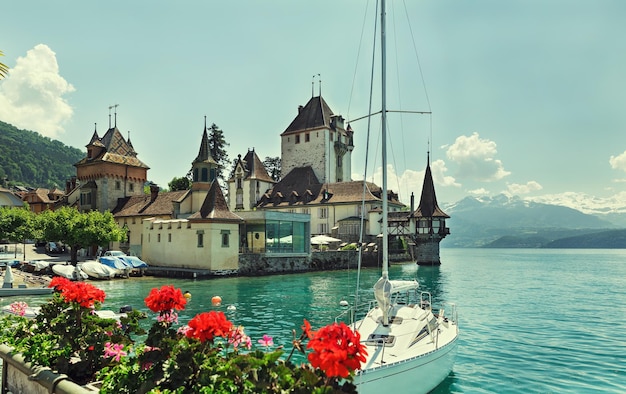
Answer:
[346,1,459,392]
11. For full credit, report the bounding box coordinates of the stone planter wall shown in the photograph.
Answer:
[0,344,95,394]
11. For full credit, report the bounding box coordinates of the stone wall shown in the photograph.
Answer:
[238,250,358,276]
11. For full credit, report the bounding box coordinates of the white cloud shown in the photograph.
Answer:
[609,150,626,172]
[506,181,543,195]
[354,160,460,204]
[445,132,510,181]
[0,44,74,138]
[468,188,490,197]
[430,159,460,188]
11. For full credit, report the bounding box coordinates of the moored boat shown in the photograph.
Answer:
[51,264,88,281]
[79,261,117,280]
[99,250,148,276]
[339,2,459,392]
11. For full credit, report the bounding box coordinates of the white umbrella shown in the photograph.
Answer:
[311,235,342,244]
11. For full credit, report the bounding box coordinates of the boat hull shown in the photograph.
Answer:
[356,336,458,394]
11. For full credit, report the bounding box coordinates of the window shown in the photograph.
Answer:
[221,230,231,247]
[237,178,242,189]
[319,207,328,219]
[330,132,334,141]
[201,168,208,182]
[158,234,161,242]
[115,181,121,190]
[197,230,204,247]
[129,183,134,192]
[295,134,300,144]
[305,133,310,142]
[168,233,172,242]
[318,223,328,234]
[301,208,310,215]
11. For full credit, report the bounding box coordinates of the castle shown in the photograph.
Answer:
[49,93,449,270]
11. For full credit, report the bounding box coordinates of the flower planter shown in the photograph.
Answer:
[0,344,96,394]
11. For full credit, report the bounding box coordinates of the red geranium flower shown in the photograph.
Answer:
[307,322,367,378]
[144,285,187,313]
[49,276,105,308]
[302,319,315,339]
[185,311,232,343]
[49,276,72,290]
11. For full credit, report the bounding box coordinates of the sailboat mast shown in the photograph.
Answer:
[381,0,389,278]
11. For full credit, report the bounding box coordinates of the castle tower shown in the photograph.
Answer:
[191,118,219,191]
[74,123,149,212]
[227,148,275,211]
[280,96,353,184]
[411,155,450,265]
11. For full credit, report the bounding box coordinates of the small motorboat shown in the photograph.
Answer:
[100,250,148,276]
[79,261,117,280]
[51,264,88,281]
[98,256,132,278]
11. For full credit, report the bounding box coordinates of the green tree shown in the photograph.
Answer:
[207,123,230,185]
[38,207,126,264]
[168,176,191,191]
[0,50,8,79]
[0,206,36,259]
[263,156,281,181]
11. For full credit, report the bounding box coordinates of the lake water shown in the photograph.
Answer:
[9,248,626,393]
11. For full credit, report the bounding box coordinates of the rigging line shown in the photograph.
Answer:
[356,0,380,310]
[390,1,408,203]
[346,0,373,119]
[402,0,432,113]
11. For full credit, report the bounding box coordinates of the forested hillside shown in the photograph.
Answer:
[0,120,84,188]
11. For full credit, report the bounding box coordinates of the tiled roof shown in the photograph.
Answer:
[229,149,274,183]
[282,96,334,135]
[257,166,404,208]
[188,181,243,222]
[76,127,149,169]
[243,150,274,183]
[112,190,189,218]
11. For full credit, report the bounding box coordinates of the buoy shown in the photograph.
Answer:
[184,291,192,300]
[211,296,222,306]
[227,304,236,311]
[339,300,349,307]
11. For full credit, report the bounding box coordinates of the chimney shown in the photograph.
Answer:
[410,192,415,214]
[150,183,159,202]
[298,105,303,114]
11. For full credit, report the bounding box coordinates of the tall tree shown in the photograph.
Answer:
[38,207,126,264]
[0,206,36,259]
[263,156,282,182]
[207,123,230,186]
[168,176,191,191]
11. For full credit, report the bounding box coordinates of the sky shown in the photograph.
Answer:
[3,0,626,210]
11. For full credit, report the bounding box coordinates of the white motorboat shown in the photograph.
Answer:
[79,261,117,280]
[340,2,459,392]
[99,250,148,276]
[51,264,88,281]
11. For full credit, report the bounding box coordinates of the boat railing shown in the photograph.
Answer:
[335,301,376,327]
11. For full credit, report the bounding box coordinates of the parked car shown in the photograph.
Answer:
[45,242,65,254]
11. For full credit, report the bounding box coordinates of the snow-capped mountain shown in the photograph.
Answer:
[439,194,619,247]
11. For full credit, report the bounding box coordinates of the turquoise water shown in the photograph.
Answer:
[9,249,626,393]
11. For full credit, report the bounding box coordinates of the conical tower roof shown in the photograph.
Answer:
[414,155,449,218]
[193,119,218,166]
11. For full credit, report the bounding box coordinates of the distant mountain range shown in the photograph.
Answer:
[441,195,626,248]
